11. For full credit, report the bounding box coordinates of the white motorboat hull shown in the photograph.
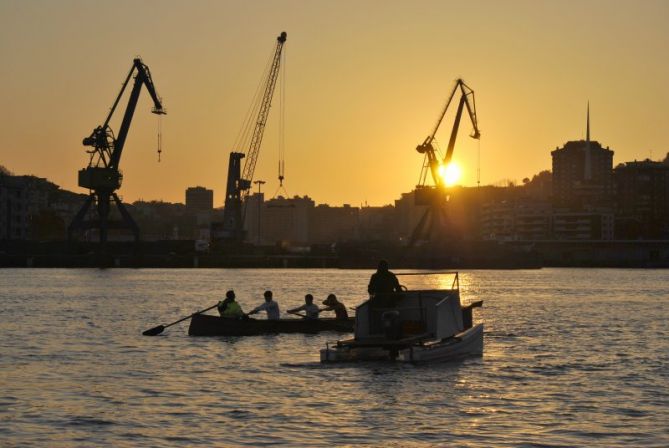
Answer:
[320,324,484,363]
[397,324,483,362]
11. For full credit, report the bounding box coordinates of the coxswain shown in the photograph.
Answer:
[247,290,281,320]
[287,294,320,320]
[320,293,348,320]
[217,290,245,319]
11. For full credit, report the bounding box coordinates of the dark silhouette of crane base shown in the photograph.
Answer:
[68,190,139,244]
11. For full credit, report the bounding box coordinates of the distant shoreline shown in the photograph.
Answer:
[1,254,667,269]
[2,239,668,269]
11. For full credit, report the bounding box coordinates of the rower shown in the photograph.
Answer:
[320,294,348,320]
[217,290,245,319]
[247,290,281,320]
[287,294,320,320]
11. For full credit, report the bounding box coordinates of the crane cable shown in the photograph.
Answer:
[157,113,163,162]
[274,47,288,198]
[232,48,274,156]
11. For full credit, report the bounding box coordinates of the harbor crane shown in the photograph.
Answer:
[217,31,287,243]
[409,78,480,246]
[68,58,166,244]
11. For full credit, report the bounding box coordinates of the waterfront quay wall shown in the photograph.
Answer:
[506,240,669,268]
[0,240,338,268]
[1,240,668,268]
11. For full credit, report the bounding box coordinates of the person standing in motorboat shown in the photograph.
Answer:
[217,290,245,319]
[247,290,281,320]
[287,294,320,320]
[368,259,403,335]
[320,293,348,320]
[368,259,402,301]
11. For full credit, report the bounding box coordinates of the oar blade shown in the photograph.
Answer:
[142,325,165,336]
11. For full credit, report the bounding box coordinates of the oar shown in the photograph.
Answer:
[142,303,218,336]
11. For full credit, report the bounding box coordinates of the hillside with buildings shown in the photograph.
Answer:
[2,137,669,268]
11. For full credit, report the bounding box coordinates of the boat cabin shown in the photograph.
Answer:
[354,272,468,342]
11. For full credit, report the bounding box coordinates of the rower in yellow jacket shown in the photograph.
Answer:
[218,290,245,318]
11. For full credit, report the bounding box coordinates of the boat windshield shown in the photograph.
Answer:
[394,271,459,292]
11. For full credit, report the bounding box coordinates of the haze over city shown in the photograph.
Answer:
[1,0,668,206]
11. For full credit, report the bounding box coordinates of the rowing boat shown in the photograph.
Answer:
[188,313,355,336]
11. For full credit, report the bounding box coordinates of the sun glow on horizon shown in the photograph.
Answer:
[438,162,461,186]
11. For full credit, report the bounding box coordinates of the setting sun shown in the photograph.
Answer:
[438,163,461,186]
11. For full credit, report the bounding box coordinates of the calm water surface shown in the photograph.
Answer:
[1,268,668,447]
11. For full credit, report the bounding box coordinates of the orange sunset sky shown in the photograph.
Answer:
[1,0,668,206]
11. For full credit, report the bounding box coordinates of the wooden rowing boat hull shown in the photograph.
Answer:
[188,313,355,336]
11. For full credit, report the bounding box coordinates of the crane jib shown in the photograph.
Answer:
[416,78,480,190]
[240,33,287,198]
[218,32,287,244]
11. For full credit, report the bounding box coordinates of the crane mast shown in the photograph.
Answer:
[409,78,480,246]
[68,58,166,244]
[219,31,287,243]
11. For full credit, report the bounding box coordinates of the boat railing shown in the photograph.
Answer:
[353,271,460,311]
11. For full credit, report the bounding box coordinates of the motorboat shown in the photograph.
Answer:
[320,272,483,363]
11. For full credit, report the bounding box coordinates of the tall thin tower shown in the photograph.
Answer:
[586,101,590,142]
[584,101,592,180]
